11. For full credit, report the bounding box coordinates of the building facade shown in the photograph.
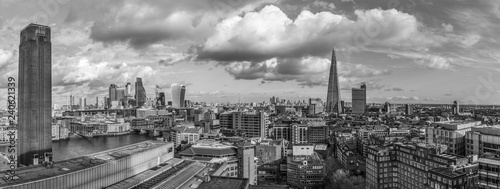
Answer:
[326,48,341,114]
[352,83,367,114]
[18,24,53,166]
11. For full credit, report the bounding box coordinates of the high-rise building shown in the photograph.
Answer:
[453,100,460,115]
[79,98,86,110]
[171,83,182,108]
[125,82,132,97]
[95,97,99,109]
[180,85,186,108]
[326,48,341,114]
[405,104,413,115]
[158,92,166,106]
[109,84,117,107]
[18,24,53,166]
[351,83,367,114]
[135,78,146,107]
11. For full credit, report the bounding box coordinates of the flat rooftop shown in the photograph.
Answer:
[478,157,500,166]
[197,176,248,189]
[430,167,465,178]
[0,140,171,187]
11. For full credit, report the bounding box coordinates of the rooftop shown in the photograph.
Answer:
[0,140,171,186]
[197,176,249,189]
[430,167,465,179]
[180,146,236,157]
[478,157,500,166]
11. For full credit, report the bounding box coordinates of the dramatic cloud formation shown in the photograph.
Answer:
[197,5,448,63]
[87,0,276,49]
[224,57,389,86]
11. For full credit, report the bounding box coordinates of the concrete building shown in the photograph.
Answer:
[222,112,268,138]
[237,141,257,185]
[427,120,482,155]
[169,126,203,147]
[308,126,329,144]
[18,24,53,166]
[287,147,325,188]
[366,143,478,189]
[478,156,500,189]
[466,125,500,156]
[0,141,174,188]
[351,83,367,114]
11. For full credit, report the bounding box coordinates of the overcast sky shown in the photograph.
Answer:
[0,0,499,107]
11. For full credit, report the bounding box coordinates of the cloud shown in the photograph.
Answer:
[441,23,454,32]
[87,0,276,49]
[370,96,419,101]
[423,98,440,101]
[0,49,13,67]
[224,57,389,86]
[197,5,449,62]
[385,87,404,91]
[387,51,453,70]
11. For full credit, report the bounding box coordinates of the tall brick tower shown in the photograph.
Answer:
[18,23,53,166]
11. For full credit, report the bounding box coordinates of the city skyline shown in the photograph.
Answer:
[0,0,499,108]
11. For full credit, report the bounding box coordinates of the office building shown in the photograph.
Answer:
[18,23,53,166]
[125,82,132,97]
[135,78,146,107]
[453,100,460,115]
[351,83,366,114]
[308,98,323,115]
[237,141,257,185]
[466,125,500,156]
[366,143,478,189]
[234,112,268,138]
[308,126,329,144]
[326,48,341,114]
[427,121,482,155]
[405,104,413,115]
[478,156,500,189]
[220,111,268,138]
[158,92,166,106]
[79,98,86,110]
[180,85,186,107]
[287,145,325,188]
[109,84,117,108]
[171,83,182,108]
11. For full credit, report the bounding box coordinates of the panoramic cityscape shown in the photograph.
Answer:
[0,0,500,189]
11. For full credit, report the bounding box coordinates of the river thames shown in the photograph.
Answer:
[0,132,156,169]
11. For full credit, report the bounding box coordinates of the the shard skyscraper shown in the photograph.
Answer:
[326,48,342,114]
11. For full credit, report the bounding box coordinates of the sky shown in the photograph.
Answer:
[0,0,500,107]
